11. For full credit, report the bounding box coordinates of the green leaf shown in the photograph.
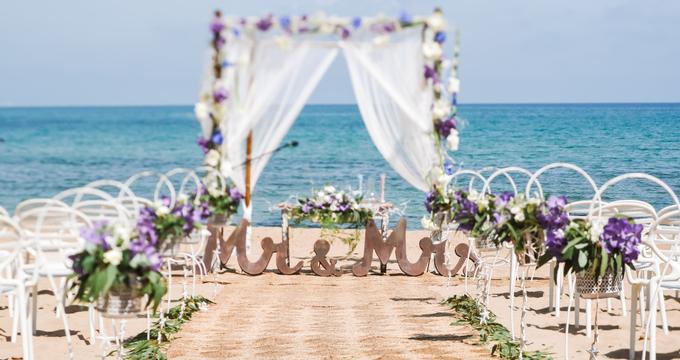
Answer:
[578,251,588,268]
[599,249,609,278]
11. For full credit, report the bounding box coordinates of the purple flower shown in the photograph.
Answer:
[599,217,643,264]
[383,22,396,33]
[399,11,412,24]
[434,31,446,44]
[424,65,438,82]
[444,160,455,175]
[210,16,225,34]
[229,187,242,202]
[351,17,362,29]
[197,137,211,154]
[424,191,436,213]
[545,230,566,259]
[213,87,228,103]
[338,203,351,212]
[211,130,223,145]
[301,202,313,214]
[215,36,226,50]
[538,195,569,231]
[435,117,457,139]
[279,16,291,31]
[137,206,158,245]
[451,93,458,105]
[339,26,351,40]
[453,192,478,233]
[495,192,514,208]
[80,220,109,249]
[256,16,273,31]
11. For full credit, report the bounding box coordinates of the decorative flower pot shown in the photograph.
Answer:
[96,285,141,318]
[575,271,623,299]
[208,214,230,226]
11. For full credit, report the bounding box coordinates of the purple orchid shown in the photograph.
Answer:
[434,31,446,44]
[435,117,457,138]
[211,130,223,145]
[424,65,438,82]
[351,17,362,29]
[256,15,273,31]
[197,137,211,154]
[213,87,229,103]
[600,217,643,264]
[229,187,242,202]
[210,15,225,34]
[80,220,109,249]
[495,192,514,208]
[424,191,436,213]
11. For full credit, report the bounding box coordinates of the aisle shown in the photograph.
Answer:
[166,272,491,359]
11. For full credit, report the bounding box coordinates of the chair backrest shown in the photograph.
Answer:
[649,209,680,260]
[124,171,176,207]
[565,200,605,220]
[524,162,599,201]
[481,166,541,196]
[591,200,657,229]
[54,187,132,226]
[17,206,92,251]
[165,168,202,203]
[450,169,487,194]
[0,215,23,251]
[85,179,141,215]
[14,199,70,219]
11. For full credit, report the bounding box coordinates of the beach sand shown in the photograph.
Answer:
[1,226,679,359]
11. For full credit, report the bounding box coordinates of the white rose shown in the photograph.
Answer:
[422,41,442,60]
[427,12,445,31]
[476,198,489,211]
[373,35,390,46]
[590,221,603,243]
[432,99,451,120]
[323,195,332,204]
[194,102,213,139]
[103,249,122,266]
[447,77,460,93]
[112,224,130,248]
[446,130,459,151]
[329,203,338,211]
[514,212,525,222]
[204,149,220,167]
[421,215,436,231]
[156,205,170,216]
[510,206,521,215]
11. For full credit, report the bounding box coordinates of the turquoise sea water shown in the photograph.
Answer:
[1,104,679,227]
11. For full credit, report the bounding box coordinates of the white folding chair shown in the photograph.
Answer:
[481,166,541,340]
[18,206,91,360]
[124,171,176,208]
[0,215,36,360]
[524,163,599,317]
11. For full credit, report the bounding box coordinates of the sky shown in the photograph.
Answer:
[1,0,679,106]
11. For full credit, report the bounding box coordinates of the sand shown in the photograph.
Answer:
[1,226,679,359]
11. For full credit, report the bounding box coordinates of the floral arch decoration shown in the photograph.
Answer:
[194,8,461,217]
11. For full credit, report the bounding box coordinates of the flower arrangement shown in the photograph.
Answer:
[197,181,242,222]
[69,221,166,312]
[288,185,373,252]
[137,196,211,255]
[537,216,642,279]
[196,9,460,183]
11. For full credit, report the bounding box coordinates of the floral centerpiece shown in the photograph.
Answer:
[288,186,373,253]
[137,197,211,256]
[69,221,166,315]
[482,193,570,264]
[197,180,242,225]
[537,216,642,296]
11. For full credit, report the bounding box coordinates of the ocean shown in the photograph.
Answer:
[1,103,679,227]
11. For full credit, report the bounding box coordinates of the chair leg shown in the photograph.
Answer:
[11,292,19,343]
[509,253,517,340]
[31,285,38,335]
[548,262,555,313]
[166,259,173,309]
[586,299,592,338]
[658,289,669,335]
[639,286,646,327]
[575,294,580,328]
[18,288,32,360]
[555,264,564,317]
[629,284,638,360]
[620,282,628,316]
[88,304,96,343]
[607,298,613,312]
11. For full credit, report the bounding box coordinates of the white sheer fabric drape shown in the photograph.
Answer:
[219,37,339,220]
[342,29,437,192]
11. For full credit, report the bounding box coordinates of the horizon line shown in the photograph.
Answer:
[1,101,679,109]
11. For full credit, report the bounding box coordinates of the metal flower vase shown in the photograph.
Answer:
[96,285,142,318]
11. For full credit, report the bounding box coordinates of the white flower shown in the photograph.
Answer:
[446,130,459,151]
[447,77,460,93]
[274,35,291,49]
[427,12,445,31]
[103,249,122,266]
[329,203,338,211]
[514,211,525,222]
[177,193,189,203]
[421,215,437,231]
[528,198,541,205]
[204,149,220,167]
[156,205,170,216]
[316,191,325,198]
[111,224,130,248]
[590,221,603,243]
[432,99,451,119]
[194,102,213,139]
[422,41,443,60]
[373,35,390,46]
[476,198,489,211]
[510,206,521,215]
[324,185,336,193]
[468,190,480,201]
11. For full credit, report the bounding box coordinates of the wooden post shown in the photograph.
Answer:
[245,131,253,207]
